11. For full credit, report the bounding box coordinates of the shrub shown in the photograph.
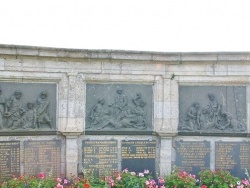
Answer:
[164,169,198,188]
[199,170,239,188]
[112,169,156,188]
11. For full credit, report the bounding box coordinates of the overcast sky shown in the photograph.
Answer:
[0,0,250,52]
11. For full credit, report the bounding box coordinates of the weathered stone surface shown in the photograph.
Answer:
[0,59,4,70]
[0,44,250,178]
[166,63,214,76]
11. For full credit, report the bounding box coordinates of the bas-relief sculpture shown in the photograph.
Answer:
[179,86,246,133]
[86,84,152,131]
[0,83,56,131]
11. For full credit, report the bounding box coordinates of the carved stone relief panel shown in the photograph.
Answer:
[179,86,246,133]
[86,84,153,132]
[0,82,57,132]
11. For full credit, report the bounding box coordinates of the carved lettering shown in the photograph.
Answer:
[0,141,20,181]
[82,140,118,177]
[24,140,61,177]
[122,140,156,176]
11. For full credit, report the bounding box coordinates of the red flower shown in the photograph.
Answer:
[201,185,207,188]
[38,172,45,179]
[84,183,90,188]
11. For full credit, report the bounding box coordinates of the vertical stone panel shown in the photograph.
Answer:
[65,135,79,177]
[170,80,179,132]
[154,76,163,131]
[159,137,172,176]
[58,74,68,131]
[64,73,84,132]
[162,78,172,131]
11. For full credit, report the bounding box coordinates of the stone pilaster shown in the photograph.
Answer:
[162,77,171,131]
[154,75,164,131]
[62,133,81,177]
[64,72,85,132]
[157,133,176,176]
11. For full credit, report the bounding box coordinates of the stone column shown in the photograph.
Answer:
[158,133,175,176]
[154,75,164,131]
[161,77,171,131]
[62,133,81,177]
[62,73,85,177]
[156,76,178,176]
[65,72,85,132]
[170,78,179,132]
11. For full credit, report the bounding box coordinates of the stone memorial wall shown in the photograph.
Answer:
[0,44,250,179]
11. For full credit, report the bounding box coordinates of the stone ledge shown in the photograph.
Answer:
[156,131,178,137]
[85,131,156,135]
[0,131,59,136]
[1,44,250,63]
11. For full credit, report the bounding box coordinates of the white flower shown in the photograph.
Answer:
[138,173,144,177]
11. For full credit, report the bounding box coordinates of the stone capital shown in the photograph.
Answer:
[156,131,177,138]
[62,132,82,138]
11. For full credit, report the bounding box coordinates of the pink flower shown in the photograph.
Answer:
[144,169,150,174]
[159,186,165,188]
[190,174,196,179]
[242,178,250,186]
[56,178,62,183]
[56,183,63,188]
[138,172,144,177]
[158,177,165,184]
[38,172,45,179]
[149,179,156,186]
[201,185,207,188]
[130,172,136,176]
[116,175,122,181]
[63,179,68,184]
[145,180,150,186]
[122,168,128,173]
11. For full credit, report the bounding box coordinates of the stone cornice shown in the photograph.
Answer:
[0,44,250,63]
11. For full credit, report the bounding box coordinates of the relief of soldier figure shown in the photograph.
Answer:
[180,93,245,132]
[86,89,147,130]
[0,87,52,131]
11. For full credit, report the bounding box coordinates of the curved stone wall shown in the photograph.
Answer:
[0,44,250,179]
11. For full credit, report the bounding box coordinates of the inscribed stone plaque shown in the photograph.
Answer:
[175,141,210,176]
[122,140,156,176]
[215,142,250,179]
[86,84,153,132]
[0,82,57,132]
[0,141,20,181]
[24,140,61,177]
[82,140,118,177]
[179,86,246,133]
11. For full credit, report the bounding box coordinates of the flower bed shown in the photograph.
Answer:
[1,169,250,188]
